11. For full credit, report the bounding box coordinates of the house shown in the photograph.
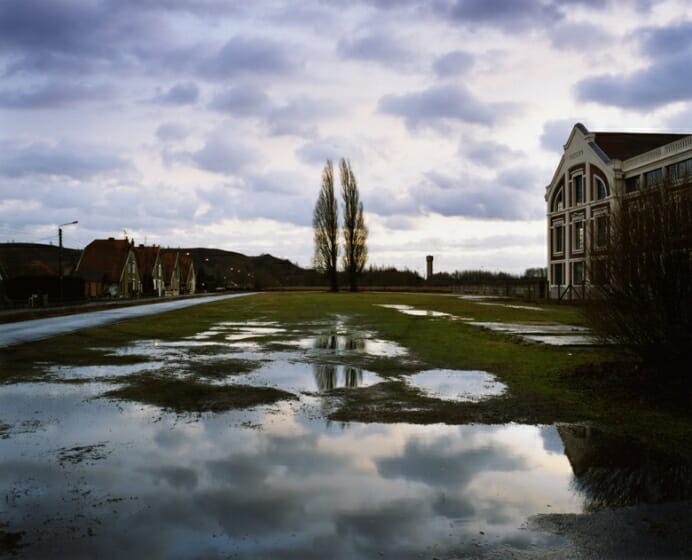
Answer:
[159,249,181,296]
[76,237,142,298]
[179,252,197,295]
[545,123,692,299]
[135,244,164,297]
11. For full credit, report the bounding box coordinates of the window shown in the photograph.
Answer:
[573,175,584,204]
[553,224,564,254]
[644,168,663,187]
[573,261,585,284]
[551,188,564,212]
[625,176,640,193]
[594,215,608,248]
[574,221,584,251]
[666,158,692,181]
[552,263,563,285]
[595,177,608,200]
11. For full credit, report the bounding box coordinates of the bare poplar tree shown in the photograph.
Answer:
[312,160,339,291]
[340,158,368,291]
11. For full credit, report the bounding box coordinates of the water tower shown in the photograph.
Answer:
[426,255,433,279]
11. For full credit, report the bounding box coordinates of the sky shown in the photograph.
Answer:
[1,0,692,275]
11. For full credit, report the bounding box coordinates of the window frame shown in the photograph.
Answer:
[573,220,585,252]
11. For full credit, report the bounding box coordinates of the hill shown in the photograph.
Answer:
[0,243,81,277]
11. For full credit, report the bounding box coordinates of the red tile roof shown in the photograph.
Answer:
[77,239,132,283]
[593,132,688,161]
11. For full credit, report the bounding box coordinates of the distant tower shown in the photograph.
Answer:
[426,255,433,279]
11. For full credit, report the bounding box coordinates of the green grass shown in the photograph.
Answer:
[1,291,689,454]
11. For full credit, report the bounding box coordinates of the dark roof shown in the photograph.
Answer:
[159,250,179,282]
[134,245,160,277]
[77,239,132,283]
[593,132,688,161]
[179,253,193,279]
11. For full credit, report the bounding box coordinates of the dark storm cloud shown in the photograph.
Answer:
[575,22,692,109]
[199,36,296,79]
[154,82,199,105]
[433,50,474,77]
[337,32,412,66]
[0,82,113,109]
[0,140,127,178]
[379,84,513,129]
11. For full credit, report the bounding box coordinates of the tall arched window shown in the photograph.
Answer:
[551,187,564,212]
[595,177,609,200]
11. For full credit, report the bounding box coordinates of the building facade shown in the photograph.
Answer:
[545,123,692,299]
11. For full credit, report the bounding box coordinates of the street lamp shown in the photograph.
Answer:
[58,220,78,300]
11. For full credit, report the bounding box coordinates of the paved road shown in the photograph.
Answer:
[0,293,257,348]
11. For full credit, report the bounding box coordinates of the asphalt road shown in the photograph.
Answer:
[0,293,257,348]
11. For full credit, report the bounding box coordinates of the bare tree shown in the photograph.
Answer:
[585,178,692,377]
[313,160,339,291]
[340,158,368,291]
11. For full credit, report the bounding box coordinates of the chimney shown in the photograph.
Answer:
[426,255,433,279]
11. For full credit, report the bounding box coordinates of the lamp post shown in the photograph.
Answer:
[58,220,78,300]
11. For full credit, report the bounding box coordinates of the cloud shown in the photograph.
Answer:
[575,22,692,109]
[460,139,523,168]
[548,21,612,51]
[433,50,474,77]
[0,82,113,109]
[412,170,544,220]
[154,82,199,105]
[295,136,363,165]
[337,32,412,66]
[378,84,513,129]
[0,140,128,178]
[208,84,271,115]
[199,36,296,79]
[540,119,579,153]
[155,122,188,142]
[185,133,258,175]
[435,0,563,31]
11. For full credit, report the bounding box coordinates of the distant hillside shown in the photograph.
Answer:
[181,247,321,289]
[0,243,81,277]
[0,243,320,290]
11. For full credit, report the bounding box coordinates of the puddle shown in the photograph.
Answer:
[404,369,507,401]
[45,361,164,381]
[226,361,382,393]
[476,302,545,311]
[0,380,689,557]
[295,333,407,358]
[377,304,456,318]
[468,322,599,346]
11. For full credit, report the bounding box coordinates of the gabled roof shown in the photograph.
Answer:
[179,253,194,279]
[159,249,179,282]
[135,245,160,277]
[77,238,133,283]
[592,132,688,161]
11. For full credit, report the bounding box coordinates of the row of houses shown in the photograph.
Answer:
[76,237,196,298]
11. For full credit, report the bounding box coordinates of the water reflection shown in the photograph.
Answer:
[558,424,692,511]
[404,369,507,402]
[0,385,580,559]
[297,333,407,358]
[313,364,364,391]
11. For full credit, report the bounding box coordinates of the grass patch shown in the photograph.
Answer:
[183,358,261,379]
[103,375,296,413]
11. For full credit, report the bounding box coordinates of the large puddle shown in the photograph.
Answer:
[1,317,689,557]
[404,369,507,401]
